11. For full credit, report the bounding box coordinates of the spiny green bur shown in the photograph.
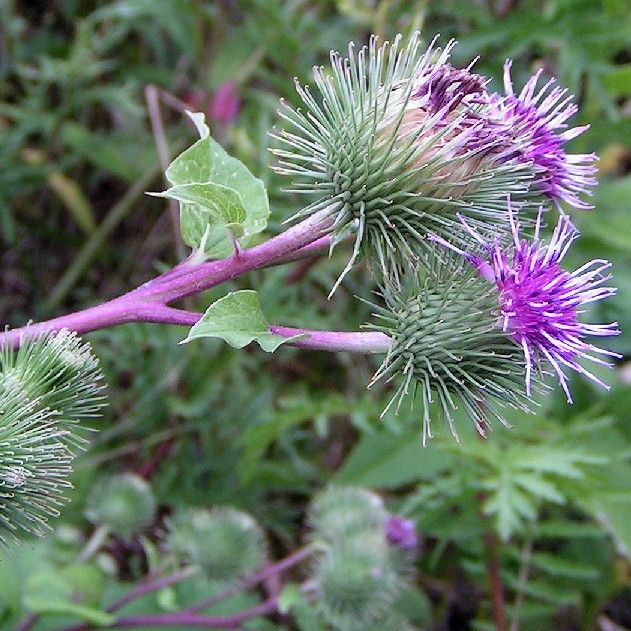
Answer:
[167,507,267,583]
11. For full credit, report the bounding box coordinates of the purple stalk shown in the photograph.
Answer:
[57,547,318,631]
[108,566,199,613]
[110,598,279,629]
[187,544,318,613]
[270,326,391,353]
[1,211,337,347]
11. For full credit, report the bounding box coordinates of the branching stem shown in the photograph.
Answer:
[1,210,344,347]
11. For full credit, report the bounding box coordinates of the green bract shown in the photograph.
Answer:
[366,258,532,442]
[273,33,538,289]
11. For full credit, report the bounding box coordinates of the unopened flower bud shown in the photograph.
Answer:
[167,507,266,583]
[85,473,156,538]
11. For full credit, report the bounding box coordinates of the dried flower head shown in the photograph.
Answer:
[487,61,598,209]
[273,33,540,290]
[366,258,531,443]
[432,201,620,402]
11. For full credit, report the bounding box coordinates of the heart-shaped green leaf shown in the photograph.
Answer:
[182,290,304,352]
[163,112,269,258]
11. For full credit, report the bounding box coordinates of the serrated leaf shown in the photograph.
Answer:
[511,447,590,479]
[533,520,606,540]
[513,473,565,504]
[165,112,269,258]
[182,290,303,352]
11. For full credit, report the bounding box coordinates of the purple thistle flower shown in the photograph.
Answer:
[431,200,620,402]
[385,516,419,552]
[488,61,598,209]
[407,55,506,157]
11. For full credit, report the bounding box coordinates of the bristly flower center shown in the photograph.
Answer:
[497,250,578,361]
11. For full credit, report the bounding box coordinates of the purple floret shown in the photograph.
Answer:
[385,516,419,551]
[430,200,620,401]
[488,61,598,209]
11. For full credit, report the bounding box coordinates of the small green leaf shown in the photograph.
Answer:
[182,290,303,352]
[164,112,269,258]
[154,182,246,254]
[23,570,115,626]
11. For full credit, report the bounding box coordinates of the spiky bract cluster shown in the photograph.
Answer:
[85,473,156,538]
[167,507,267,583]
[367,259,532,442]
[274,33,541,287]
[308,485,387,543]
[0,329,105,449]
[0,394,72,543]
[0,331,105,543]
[308,487,416,630]
[438,206,620,403]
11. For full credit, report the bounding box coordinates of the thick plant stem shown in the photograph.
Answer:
[483,529,508,631]
[128,207,335,303]
[270,326,391,353]
[0,210,335,347]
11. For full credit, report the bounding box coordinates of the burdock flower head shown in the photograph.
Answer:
[273,33,543,290]
[487,61,598,210]
[366,257,532,443]
[431,201,620,402]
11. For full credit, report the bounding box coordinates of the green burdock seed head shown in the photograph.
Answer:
[366,256,532,443]
[0,392,73,543]
[273,32,540,290]
[166,507,267,583]
[308,485,387,544]
[315,540,399,631]
[85,473,156,538]
[0,331,105,543]
[0,330,106,450]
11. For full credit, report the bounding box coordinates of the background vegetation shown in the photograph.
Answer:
[1,0,631,629]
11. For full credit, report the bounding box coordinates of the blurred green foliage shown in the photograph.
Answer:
[1,0,631,630]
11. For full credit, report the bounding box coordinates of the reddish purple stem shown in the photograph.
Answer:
[1,210,392,354]
[110,598,278,629]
